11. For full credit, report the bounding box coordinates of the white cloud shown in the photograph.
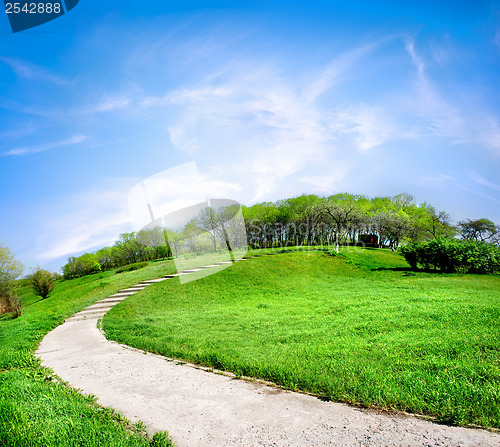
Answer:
[469,171,500,192]
[36,183,135,262]
[96,95,131,112]
[478,117,500,155]
[4,134,87,156]
[0,57,71,85]
[298,162,353,194]
[404,37,468,143]
[329,105,395,151]
[303,38,389,103]
[167,125,199,155]
[495,29,500,49]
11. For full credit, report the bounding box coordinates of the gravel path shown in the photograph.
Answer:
[36,270,500,447]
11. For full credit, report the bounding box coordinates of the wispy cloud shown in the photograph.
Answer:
[36,184,134,262]
[404,37,467,143]
[469,171,500,192]
[329,105,396,151]
[0,57,72,86]
[303,38,390,103]
[478,117,500,155]
[96,94,132,112]
[494,29,500,49]
[420,173,456,184]
[298,162,353,194]
[0,97,66,120]
[4,134,87,156]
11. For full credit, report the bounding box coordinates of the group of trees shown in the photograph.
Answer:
[62,230,172,279]
[58,192,499,279]
[52,193,493,279]
[61,203,246,279]
[242,193,461,252]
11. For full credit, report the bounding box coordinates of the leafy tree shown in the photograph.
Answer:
[375,211,411,248]
[32,268,56,299]
[164,229,183,257]
[113,233,142,265]
[458,218,499,243]
[323,195,359,252]
[391,192,415,212]
[0,243,24,317]
[95,246,116,270]
[0,243,24,299]
[196,207,219,251]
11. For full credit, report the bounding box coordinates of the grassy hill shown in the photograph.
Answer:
[102,247,500,429]
[1,246,498,446]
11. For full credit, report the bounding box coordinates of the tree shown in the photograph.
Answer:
[458,218,499,243]
[165,229,183,257]
[0,243,24,318]
[196,207,219,252]
[323,195,359,252]
[32,268,56,300]
[0,243,24,299]
[62,253,101,279]
[375,211,412,248]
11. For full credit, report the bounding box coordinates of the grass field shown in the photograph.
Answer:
[103,247,500,429]
[0,260,177,447]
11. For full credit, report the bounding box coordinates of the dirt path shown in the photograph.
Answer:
[36,272,500,447]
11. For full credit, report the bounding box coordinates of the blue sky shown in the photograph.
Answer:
[1,0,499,273]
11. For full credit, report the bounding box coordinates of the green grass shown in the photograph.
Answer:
[0,260,177,446]
[103,247,500,429]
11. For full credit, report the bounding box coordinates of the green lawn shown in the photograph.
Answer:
[0,261,177,447]
[103,248,500,429]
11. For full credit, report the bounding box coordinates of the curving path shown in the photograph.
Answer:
[36,259,500,447]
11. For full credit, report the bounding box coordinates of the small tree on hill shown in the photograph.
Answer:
[0,243,24,318]
[32,268,56,300]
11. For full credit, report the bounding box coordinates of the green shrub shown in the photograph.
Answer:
[32,269,56,300]
[400,238,500,274]
[1,291,22,318]
[115,261,149,274]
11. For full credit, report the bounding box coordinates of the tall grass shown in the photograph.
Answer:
[103,248,500,429]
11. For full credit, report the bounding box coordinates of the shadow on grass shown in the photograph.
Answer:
[371,266,465,276]
[371,267,415,272]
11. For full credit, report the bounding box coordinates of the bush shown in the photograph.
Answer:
[0,291,23,318]
[32,269,56,299]
[400,238,500,274]
[115,261,148,274]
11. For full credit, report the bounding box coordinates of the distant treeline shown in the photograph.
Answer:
[242,192,456,251]
[62,232,172,279]
[61,192,499,279]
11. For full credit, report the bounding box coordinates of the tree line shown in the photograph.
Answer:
[62,203,247,279]
[59,192,498,279]
[1,191,499,316]
[243,192,466,251]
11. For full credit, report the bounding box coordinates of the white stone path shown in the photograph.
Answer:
[36,258,500,446]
